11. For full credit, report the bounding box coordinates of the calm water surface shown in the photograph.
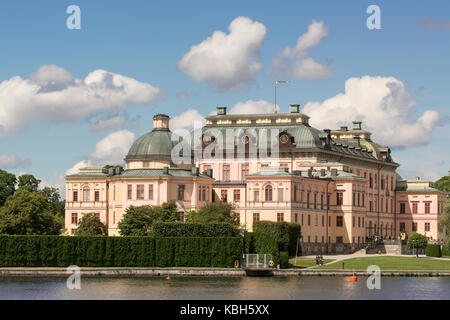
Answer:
[1,276,449,300]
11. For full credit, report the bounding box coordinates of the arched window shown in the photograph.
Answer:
[265,185,273,201]
[83,186,90,201]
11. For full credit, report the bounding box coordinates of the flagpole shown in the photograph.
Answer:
[274,80,291,113]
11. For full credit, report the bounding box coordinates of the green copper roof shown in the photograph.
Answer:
[126,129,181,160]
[119,169,211,178]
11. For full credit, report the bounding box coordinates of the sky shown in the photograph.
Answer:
[0,0,449,195]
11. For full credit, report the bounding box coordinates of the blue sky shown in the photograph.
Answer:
[0,0,449,192]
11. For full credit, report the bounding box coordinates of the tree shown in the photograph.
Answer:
[186,202,238,225]
[0,169,16,207]
[103,165,124,174]
[434,174,450,192]
[39,187,65,219]
[18,174,41,191]
[75,213,107,236]
[118,202,179,236]
[407,233,428,257]
[438,199,450,241]
[0,188,61,235]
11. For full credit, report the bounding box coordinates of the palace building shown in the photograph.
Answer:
[65,105,448,254]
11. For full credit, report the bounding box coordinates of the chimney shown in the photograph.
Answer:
[354,135,361,146]
[352,121,362,130]
[323,129,331,146]
[114,167,121,175]
[331,169,338,177]
[307,168,313,178]
[108,168,114,176]
[192,167,199,176]
[163,166,169,175]
[290,104,300,114]
[217,106,227,115]
[320,169,326,177]
[206,168,213,178]
[340,126,348,131]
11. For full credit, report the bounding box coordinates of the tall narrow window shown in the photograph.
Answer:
[425,222,430,232]
[233,189,240,202]
[336,216,343,227]
[400,203,405,213]
[94,191,100,202]
[202,187,206,202]
[73,191,78,202]
[254,190,260,202]
[412,202,418,214]
[265,185,273,201]
[336,192,343,205]
[306,192,310,208]
[127,185,132,200]
[424,202,431,214]
[148,184,154,200]
[222,165,230,181]
[320,194,324,209]
[253,212,260,222]
[83,187,90,201]
[177,185,185,201]
[221,190,227,202]
[136,184,144,200]
[241,164,249,180]
[313,193,317,209]
[278,188,284,202]
[412,222,417,232]
[71,213,78,225]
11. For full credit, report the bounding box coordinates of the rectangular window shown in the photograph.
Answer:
[412,202,418,214]
[136,185,144,200]
[400,223,406,232]
[177,185,185,201]
[320,194,324,209]
[369,174,373,189]
[425,222,430,232]
[336,216,343,227]
[73,191,78,202]
[254,190,259,202]
[400,203,405,214]
[294,213,298,223]
[412,222,417,232]
[313,193,317,209]
[148,184,154,200]
[94,191,100,202]
[233,189,240,202]
[336,192,343,205]
[277,212,284,222]
[307,192,310,208]
[424,202,431,214]
[353,216,356,228]
[222,165,230,181]
[362,194,365,207]
[221,190,228,202]
[336,236,343,244]
[358,193,360,207]
[127,185,132,200]
[202,187,206,202]
[358,216,361,228]
[369,201,373,212]
[71,213,78,225]
[353,192,356,206]
[241,164,249,180]
[113,211,115,225]
[321,215,324,227]
[83,188,90,201]
[307,214,311,226]
[253,212,260,222]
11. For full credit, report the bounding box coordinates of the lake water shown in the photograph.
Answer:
[1,276,449,300]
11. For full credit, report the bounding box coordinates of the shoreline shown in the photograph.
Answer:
[1,268,450,277]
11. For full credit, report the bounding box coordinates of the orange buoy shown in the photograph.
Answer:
[349,275,357,282]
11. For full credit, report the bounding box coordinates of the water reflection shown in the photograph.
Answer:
[0,276,449,300]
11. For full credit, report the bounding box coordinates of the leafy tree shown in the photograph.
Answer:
[39,187,65,219]
[186,202,238,225]
[18,174,41,191]
[434,174,450,192]
[407,233,428,257]
[103,165,124,174]
[438,199,450,240]
[118,202,179,236]
[0,169,16,207]
[75,213,108,236]
[0,188,61,235]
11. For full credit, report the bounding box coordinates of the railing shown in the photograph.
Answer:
[241,254,273,269]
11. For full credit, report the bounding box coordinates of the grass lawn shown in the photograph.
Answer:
[317,256,450,271]
[288,257,334,269]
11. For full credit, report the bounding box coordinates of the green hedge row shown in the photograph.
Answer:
[152,222,239,237]
[425,244,441,257]
[0,235,241,267]
[253,221,301,256]
[443,244,450,257]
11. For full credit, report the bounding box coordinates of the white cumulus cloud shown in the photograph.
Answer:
[302,76,447,148]
[90,115,127,133]
[177,17,266,92]
[169,109,206,135]
[0,153,32,169]
[66,130,135,175]
[0,65,163,136]
[270,20,331,79]
[229,99,277,114]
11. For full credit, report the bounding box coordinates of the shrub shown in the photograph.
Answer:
[425,244,441,257]
[152,222,239,237]
[0,235,241,268]
[407,233,428,250]
[279,251,289,269]
[243,232,255,254]
[253,221,301,256]
[442,241,450,257]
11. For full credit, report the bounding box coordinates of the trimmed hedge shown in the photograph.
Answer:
[443,244,450,257]
[253,221,301,256]
[0,235,241,267]
[279,251,289,269]
[152,222,239,237]
[425,244,441,257]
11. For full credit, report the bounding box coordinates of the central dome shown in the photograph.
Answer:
[125,114,179,161]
